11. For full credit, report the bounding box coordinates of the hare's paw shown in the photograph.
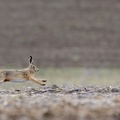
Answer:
[42,79,47,83]
[41,83,46,86]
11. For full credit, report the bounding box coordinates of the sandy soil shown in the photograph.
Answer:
[0,85,120,120]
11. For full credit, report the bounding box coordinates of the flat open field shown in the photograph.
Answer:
[0,85,120,120]
[0,0,120,68]
[0,67,120,89]
[0,0,120,119]
[0,68,120,120]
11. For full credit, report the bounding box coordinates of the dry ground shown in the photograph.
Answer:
[0,85,120,120]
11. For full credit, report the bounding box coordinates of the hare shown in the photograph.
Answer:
[0,56,47,86]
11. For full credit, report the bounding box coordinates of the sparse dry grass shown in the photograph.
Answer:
[38,67,120,86]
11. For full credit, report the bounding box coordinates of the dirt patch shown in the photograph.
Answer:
[0,85,120,120]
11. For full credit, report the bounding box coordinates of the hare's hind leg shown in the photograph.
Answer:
[30,77,47,86]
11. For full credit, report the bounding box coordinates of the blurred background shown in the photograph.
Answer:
[0,0,120,88]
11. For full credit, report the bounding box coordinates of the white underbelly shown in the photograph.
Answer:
[10,79,27,83]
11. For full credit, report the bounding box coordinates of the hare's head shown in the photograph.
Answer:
[28,56,39,73]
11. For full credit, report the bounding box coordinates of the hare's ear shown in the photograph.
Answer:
[29,56,33,64]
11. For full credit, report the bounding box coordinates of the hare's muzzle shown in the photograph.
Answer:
[36,68,39,72]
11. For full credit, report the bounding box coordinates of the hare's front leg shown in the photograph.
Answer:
[30,77,47,86]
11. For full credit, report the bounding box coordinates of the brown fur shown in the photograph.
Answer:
[0,56,47,86]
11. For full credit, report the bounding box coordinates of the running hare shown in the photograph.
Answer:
[0,56,47,86]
